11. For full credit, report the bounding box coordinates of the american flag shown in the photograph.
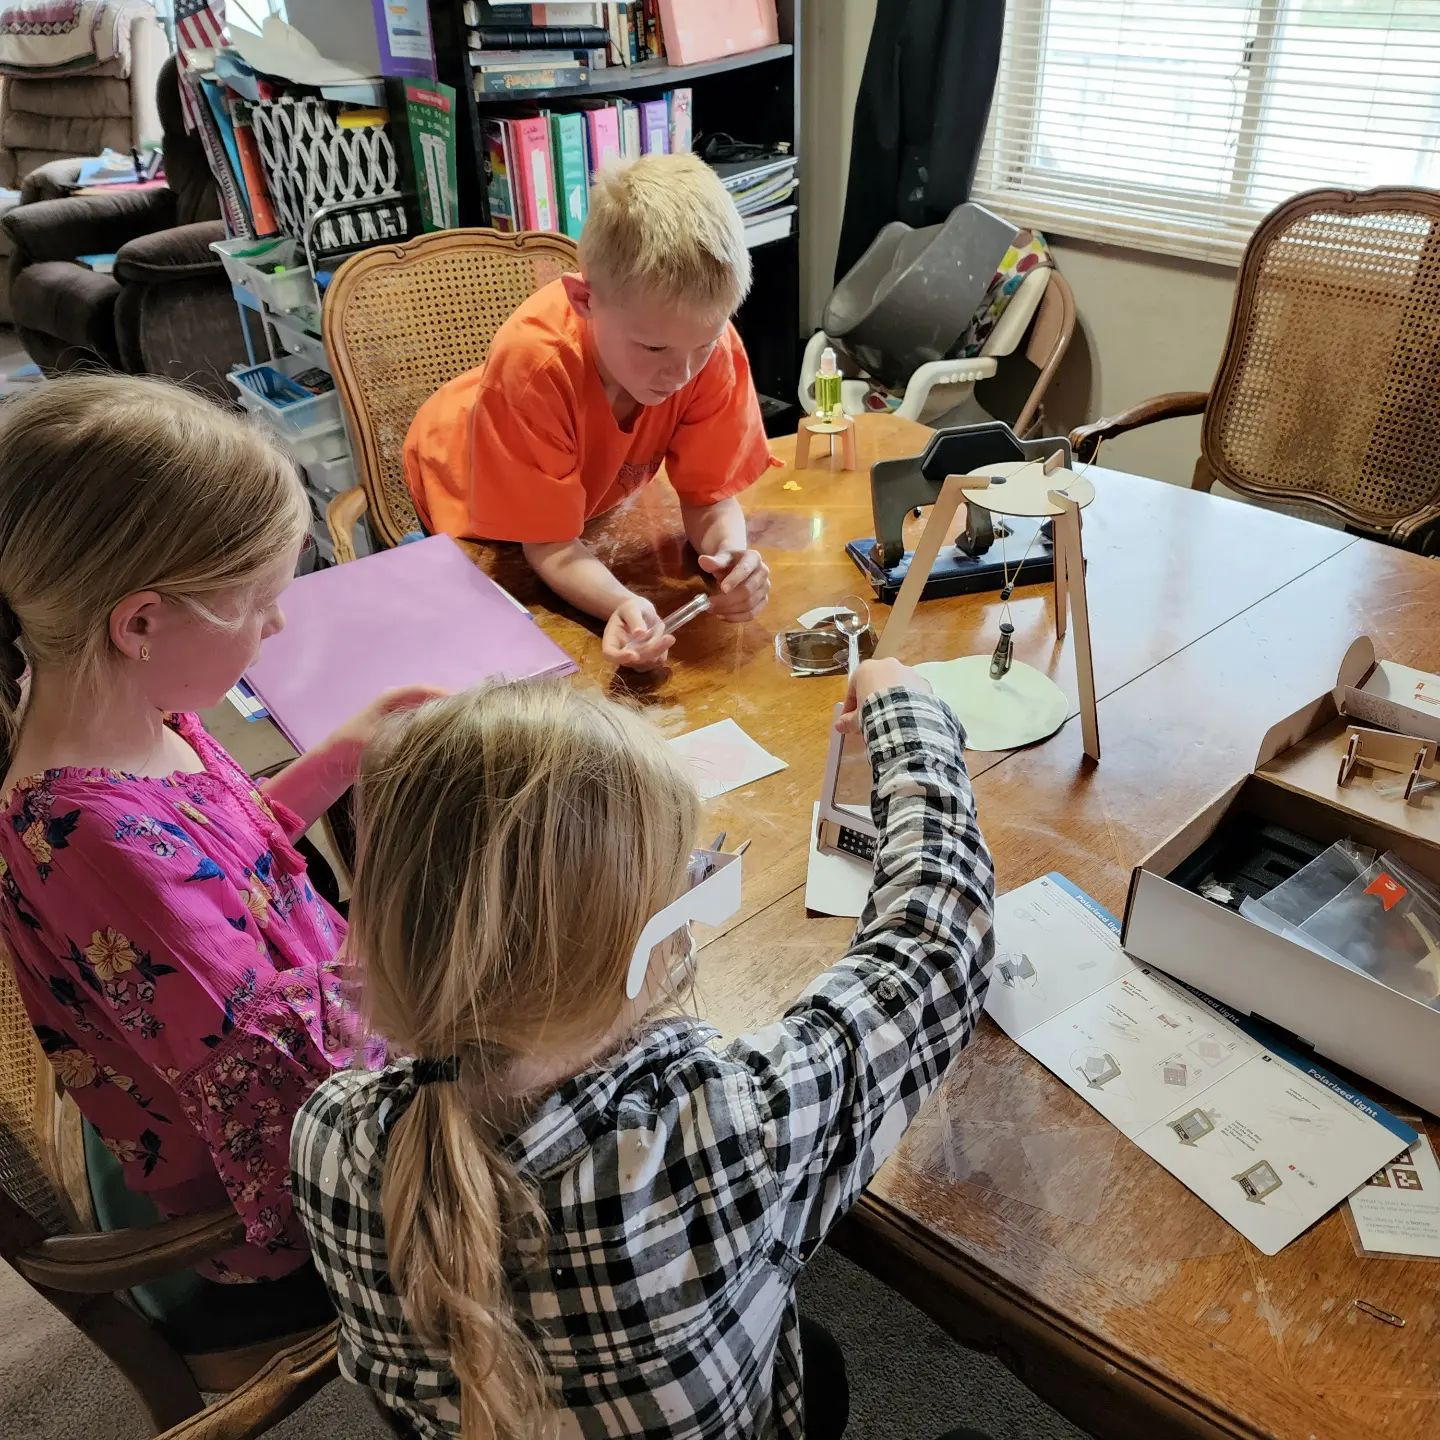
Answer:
[174,0,228,129]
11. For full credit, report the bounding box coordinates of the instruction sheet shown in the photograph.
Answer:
[1347,1131,1440,1258]
[989,874,1417,1255]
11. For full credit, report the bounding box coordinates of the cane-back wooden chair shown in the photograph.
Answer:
[0,950,333,1435]
[322,227,580,561]
[1072,187,1440,552]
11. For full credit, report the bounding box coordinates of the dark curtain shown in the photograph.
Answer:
[835,0,1007,283]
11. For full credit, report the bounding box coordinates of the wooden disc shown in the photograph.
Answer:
[803,417,852,435]
[960,459,1096,517]
[914,656,1068,752]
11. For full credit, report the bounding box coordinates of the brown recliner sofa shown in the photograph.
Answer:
[0,7,165,324]
[2,56,248,400]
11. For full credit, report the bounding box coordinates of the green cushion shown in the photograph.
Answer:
[83,1121,333,1352]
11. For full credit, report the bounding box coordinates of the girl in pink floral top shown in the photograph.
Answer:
[0,377,436,1282]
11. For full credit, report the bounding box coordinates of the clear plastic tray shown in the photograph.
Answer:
[268,309,328,369]
[303,453,354,498]
[281,416,349,468]
[228,353,340,435]
[210,236,315,315]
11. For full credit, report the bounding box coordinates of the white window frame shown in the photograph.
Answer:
[972,0,1438,267]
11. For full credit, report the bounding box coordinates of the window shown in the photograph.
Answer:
[971,1,1440,265]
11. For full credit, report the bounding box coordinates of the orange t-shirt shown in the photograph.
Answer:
[403,278,776,543]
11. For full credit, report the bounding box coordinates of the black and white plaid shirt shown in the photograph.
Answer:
[291,689,994,1439]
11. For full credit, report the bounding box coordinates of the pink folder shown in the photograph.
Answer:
[655,0,778,66]
[244,536,577,753]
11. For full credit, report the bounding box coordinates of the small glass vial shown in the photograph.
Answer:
[814,346,843,423]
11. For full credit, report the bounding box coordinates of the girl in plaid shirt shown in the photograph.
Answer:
[291,658,995,1439]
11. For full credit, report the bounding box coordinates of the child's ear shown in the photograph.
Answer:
[562,272,595,319]
[109,590,165,662]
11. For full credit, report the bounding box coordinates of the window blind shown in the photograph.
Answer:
[971,0,1440,266]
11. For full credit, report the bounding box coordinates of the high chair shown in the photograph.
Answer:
[322,227,580,560]
[800,212,1075,438]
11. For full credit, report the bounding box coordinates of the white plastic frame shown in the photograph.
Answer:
[624,849,744,1000]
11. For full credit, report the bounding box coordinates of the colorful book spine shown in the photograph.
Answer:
[473,56,584,94]
[640,97,669,155]
[233,103,279,235]
[617,4,632,66]
[482,117,517,231]
[619,99,641,159]
[508,115,557,230]
[185,71,253,238]
[548,110,589,238]
[536,2,603,21]
[583,103,622,177]
[667,86,691,153]
[471,25,607,47]
[643,0,664,58]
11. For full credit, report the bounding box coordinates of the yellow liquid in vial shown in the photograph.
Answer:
[814,370,842,421]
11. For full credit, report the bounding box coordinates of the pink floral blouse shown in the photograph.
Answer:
[0,714,378,1281]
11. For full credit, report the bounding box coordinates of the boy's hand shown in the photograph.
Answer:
[698,549,770,622]
[835,659,933,735]
[604,596,676,670]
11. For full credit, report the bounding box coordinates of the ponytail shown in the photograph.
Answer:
[382,1075,555,1439]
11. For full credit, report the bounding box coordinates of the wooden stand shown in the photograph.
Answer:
[1337,724,1439,803]
[817,456,1102,858]
[796,413,859,471]
[959,458,1100,762]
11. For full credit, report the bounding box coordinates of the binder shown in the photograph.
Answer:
[548,110,589,238]
[507,114,558,230]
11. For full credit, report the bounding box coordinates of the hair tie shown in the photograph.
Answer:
[413,1055,461,1086]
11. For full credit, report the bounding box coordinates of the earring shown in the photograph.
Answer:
[139,644,150,662]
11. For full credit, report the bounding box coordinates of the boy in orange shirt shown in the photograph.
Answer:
[404,154,777,669]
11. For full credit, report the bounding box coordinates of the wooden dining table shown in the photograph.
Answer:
[234,411,1440,1440]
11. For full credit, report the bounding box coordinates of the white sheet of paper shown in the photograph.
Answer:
[990,874,1416,1255]
[803,802,872,917]
[1347,1132,1440,1257]
[669,719,787,801]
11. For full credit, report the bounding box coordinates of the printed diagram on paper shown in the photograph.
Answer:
[989,874,1417,1254]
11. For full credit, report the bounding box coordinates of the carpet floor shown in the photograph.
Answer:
[0,1245,1090,1439]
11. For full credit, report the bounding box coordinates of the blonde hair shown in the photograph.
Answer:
[349,682,701,1439]
[580,152,752,315]
[0,374,309,772]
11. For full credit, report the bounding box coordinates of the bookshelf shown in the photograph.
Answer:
[430,0,804,435]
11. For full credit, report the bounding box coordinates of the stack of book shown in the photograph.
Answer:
[715,152,798,247]
[484,89,692,235]
[466,1,670,93]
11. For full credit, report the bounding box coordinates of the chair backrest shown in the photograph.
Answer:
[323,228,581,550]
[0,944,85,1250]
[0,14,166,192]
[1013,268,1075,437]
[1204,187,1440,535]
[156,54,221,228]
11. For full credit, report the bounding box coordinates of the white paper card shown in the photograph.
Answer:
[989,874,1416,1255]
[1347,1132,1440,1257]
[803,803,872,917]
[669,719,787,801]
